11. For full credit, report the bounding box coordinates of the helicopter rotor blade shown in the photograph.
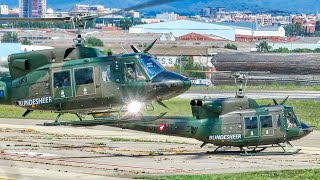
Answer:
[0,0,183,23]
[144,38,158,53]
[273,99,279,105]
[130,45,142,53]
[280,96,289,105]
[0,17,71,22]
[81,0,184,20]
[124,0,183,11]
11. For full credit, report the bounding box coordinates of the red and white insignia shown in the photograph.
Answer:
[157,123,166,132]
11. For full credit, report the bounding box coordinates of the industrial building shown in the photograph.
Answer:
[130,20,286,42]
[19,0,46,18]
[129,20,236,41]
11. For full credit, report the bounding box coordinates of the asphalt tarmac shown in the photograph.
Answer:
[0,118,319,179]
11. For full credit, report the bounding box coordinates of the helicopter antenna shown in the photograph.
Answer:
[234,72,248,98]
[121,46,129,53]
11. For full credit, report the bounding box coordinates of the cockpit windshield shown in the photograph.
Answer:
[139,55,165,78]
[286,108,300,128]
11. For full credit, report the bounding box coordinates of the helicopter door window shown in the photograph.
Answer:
[101,64,111,82]
[74,67,94,85]
[53,71,71,88]
[53,70,73,99]
[244,116,259,137]
[74,67,95,96]
[277,115,282,128]
[260,115,274,136]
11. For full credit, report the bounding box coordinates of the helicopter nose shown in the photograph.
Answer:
[301,121,313,135]
[151,71,191,99]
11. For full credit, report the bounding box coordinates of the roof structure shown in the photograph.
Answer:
[215,22,259,30]
[256,26,282,31]
[129,20,235,41]
[178,32,227,41]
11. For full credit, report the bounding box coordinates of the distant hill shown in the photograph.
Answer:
[3,0,320,15]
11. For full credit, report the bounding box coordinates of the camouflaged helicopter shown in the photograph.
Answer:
[56,73,313,155]
[0,0,191,122]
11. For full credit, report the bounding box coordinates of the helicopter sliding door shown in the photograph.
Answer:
[260,115,274,137]
[73,66,96,97]
[100,62,119,98]
[52,70,74,99]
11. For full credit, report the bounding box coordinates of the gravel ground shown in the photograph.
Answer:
[0,118,319,179]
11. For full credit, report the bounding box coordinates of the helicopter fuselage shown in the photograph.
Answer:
[0,47,191,115]
[108,97,312,147]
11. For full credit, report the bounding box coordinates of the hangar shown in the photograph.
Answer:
[130,20,286,42]
[129,20,236,41]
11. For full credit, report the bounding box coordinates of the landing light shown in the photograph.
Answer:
[128,101,142,114]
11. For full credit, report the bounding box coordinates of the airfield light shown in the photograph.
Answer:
[128,100,142,114]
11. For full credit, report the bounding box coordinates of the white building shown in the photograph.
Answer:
[71,4,105,13]
[254,26,286,38]
[129,20,235,41]
[0,5,9,15]
[156,12,178,21]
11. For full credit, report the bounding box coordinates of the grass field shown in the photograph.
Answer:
[190,83,320,92]
[138,169,320,180]
[0,98,319,129]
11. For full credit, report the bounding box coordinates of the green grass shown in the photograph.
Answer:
[146,98,320,130]
[0,105,92,121]
[190,83,320,92]
[138,169,320,180]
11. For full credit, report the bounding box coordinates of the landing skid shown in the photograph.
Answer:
[206,143,301,156]
[43,113,168,126]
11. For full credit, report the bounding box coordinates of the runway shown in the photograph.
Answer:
[0,118,319,179]
[179,90,320,100]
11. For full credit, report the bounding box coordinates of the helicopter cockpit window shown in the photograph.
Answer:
[101,64,111,82]
[53,71,71,88]
[245,116,258,129]
[287,111,299,128]
[75,67,94,85]
[125,63,146,82]
[139,55,165,78]
[260,115,273,128]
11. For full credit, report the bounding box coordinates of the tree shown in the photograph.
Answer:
[273,47,290,53]
[20,38,32,45]
[257,41,272,52]
[285,23,305,36]
[119,18,133,30]
[85,37,104,47]
[1,32,19,43]
[172,56,206,79]
[224,43,238,50]
[103,48,113,55]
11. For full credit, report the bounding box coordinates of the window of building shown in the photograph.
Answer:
[53,71,71,88]
[74,67,94,85]
[260,115,273,128]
